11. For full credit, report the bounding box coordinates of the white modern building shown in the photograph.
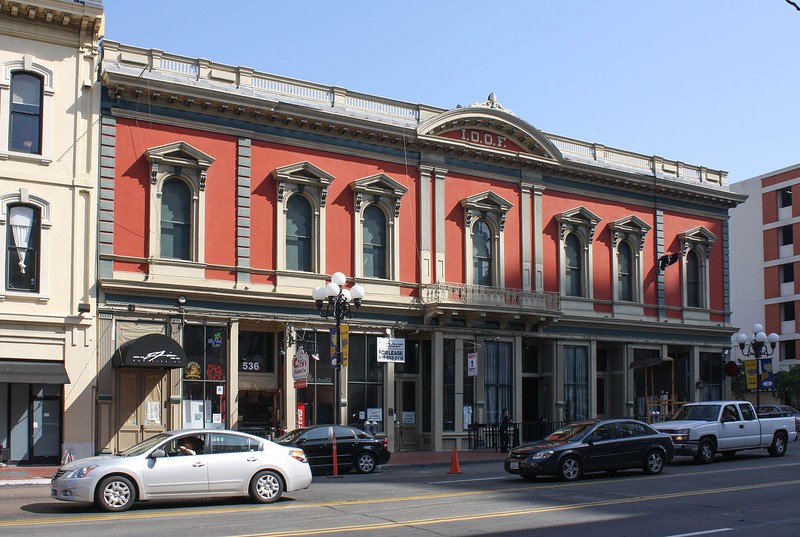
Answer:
[730,164,800,402]
[0,0,104,464]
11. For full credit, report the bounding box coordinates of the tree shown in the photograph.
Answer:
[773,365,800,407]
[730,360,749,401]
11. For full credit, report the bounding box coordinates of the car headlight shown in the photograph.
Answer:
[288,449,307,463]
[673,429,690,442]
[531,450,554,459]
[65,465,99,479]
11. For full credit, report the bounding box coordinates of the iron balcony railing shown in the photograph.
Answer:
[421,282,561,314]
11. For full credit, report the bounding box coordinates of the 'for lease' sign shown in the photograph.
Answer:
[376,337,405,363]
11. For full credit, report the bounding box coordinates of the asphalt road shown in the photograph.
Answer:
[2,450,800,536]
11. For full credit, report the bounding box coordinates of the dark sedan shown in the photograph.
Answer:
[274,425,390,474]
[504,418,674,481]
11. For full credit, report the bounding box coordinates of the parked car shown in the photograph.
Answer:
[275,424,390,474]
[504,418,674,482]
[51,429,312,512]
[756,404,800,434]
[653,401,798,463]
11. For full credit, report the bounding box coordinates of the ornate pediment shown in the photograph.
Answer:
[461,191,513,231]
[417,94,562,163]
[145,141,215,189]
[679,226,717,257]
[609,215,652,250]
[271,161,335,205]
[555,206,601,243]
[350,173,409,216]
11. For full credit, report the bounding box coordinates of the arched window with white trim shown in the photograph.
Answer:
[9,72,42,154]
[363,204,387,279]
[160,179,192,260]
[286,194,313,272]
[6,203,40,291]
[565,233,583,297]
[472,219,492,286]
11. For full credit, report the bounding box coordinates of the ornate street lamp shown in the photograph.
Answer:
[311,272,365,425]
[735,323,779,409]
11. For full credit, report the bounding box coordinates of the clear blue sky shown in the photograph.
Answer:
[103,1,800,183]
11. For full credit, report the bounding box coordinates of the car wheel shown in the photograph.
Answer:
[250,470,284,504]
[95,475,135,512]
[643,450,665,475]
[558,455,582,482]
[694,438,716,464]
[768,432,788,457]
[355,452,377,474]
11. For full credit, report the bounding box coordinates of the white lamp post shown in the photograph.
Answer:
[311,273,365,425]
[735,323,779,409]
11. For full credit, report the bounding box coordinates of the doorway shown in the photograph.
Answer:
[395,379,419,451]
[116,370,167,451]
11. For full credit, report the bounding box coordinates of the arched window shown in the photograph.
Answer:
[6,203,40,291]
[686,249,701,308]
[472,219,492,286]
[160,179,191,260]
[286,195,312,272]
[565,233,583,297]
[363,205,387,279]
[617,241,633,302]
[10,72,43,154]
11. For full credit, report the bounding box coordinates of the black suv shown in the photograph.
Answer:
[275,424,390,474]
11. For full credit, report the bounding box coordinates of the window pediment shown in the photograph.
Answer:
[145,141,215,190]
[350,173,408,216]
[556,206,601,242]
[609,215,652,250]
[461,191,513,231]
[679,226,717,256]
[272,161,335,205]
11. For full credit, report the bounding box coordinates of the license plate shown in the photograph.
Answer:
[510,461,519,470]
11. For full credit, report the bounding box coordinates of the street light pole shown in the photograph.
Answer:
[311,272,365,426]
[736,323,779,409]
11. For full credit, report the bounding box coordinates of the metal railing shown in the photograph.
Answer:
[421,282,561,314]
[468,420,566,450]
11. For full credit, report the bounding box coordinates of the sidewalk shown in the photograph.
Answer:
[0,448,508,486]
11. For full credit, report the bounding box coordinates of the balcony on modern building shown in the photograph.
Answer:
[420,282,561,329]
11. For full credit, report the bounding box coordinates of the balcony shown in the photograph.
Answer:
[420,282,561,323]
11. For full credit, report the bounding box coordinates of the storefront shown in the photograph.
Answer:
[0,360,68,464]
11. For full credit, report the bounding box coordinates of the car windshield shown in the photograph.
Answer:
[671,404,720,422]
[544,422,595,442]
[274,429,306,444]
[118,433,173,457]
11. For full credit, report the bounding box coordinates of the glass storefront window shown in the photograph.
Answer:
[183,324,228,429]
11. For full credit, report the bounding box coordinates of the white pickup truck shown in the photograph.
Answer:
[652,401,798,464]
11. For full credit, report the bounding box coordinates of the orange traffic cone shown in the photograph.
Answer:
[448,447,462,474]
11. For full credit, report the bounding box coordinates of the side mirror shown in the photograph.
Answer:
[150,449,166,459]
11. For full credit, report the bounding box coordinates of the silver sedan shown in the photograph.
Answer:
[51,429,312,512]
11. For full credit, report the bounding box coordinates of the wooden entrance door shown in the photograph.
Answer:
[117,370,168,451]
[396,379,419,451]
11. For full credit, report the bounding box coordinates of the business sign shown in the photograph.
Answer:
[329,325,350,367]
[467,352,478,376]
[760,358,774,389]
[377,337,406,363]
[292,347,309,389]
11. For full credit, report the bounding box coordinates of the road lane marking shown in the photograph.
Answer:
[229,479,800,537]
[3,461,800,529]
[664,529,733,537]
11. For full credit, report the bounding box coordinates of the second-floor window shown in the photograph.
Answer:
[286,194,312,272]
[472,219,492,286]
[779,187,792,209]
[363,205,387,279]
[686,249,701,308]
[565,233,584,297]
[6,204,40,292]
[10,72,42,154]
[160,179,192,260]
[782,263,795,284]
[782,301,796,323]
[780,225,794,247]
[617,241,633,301]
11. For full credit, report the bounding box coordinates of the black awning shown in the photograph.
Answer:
[629,356,672,370]
[0,360,70,384]
[112,334,187,369]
